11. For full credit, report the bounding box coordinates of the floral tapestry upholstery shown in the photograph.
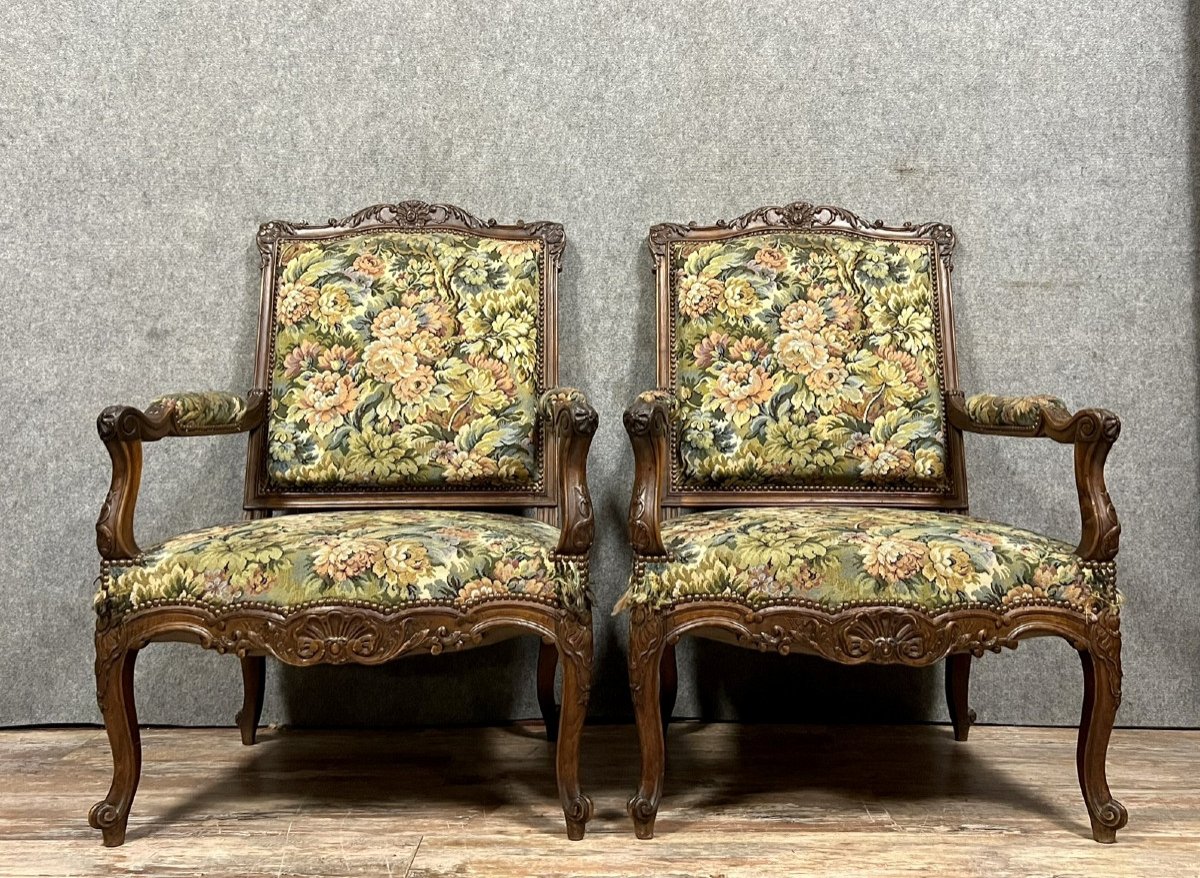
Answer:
[150,391,248,430]
[98,510,586,619]
[267,231,543,489]
[965,394,1071,428]
[670,233,947,489]
[622,506,1116,614]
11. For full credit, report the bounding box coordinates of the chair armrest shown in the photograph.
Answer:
[623,390,675,557]
[96,390,267,561]
[946,391,1121,562]
[538,387,599,556]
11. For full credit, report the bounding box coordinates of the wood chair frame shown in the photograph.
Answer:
[89,202,598,845]
[623,202,1126,842]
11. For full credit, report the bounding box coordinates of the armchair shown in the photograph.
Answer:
[89,202,598,845]
[621,202,1126,843]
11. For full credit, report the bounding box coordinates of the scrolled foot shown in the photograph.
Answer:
[564,793,593,840]
[88,800,128,847]
[1089,797,1128,844]
[628,792,658,839]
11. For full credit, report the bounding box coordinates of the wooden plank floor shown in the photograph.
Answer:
[1,723,1196,877]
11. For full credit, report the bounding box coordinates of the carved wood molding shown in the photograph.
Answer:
[634,600,1116,669]
[542,391,599,556]
[648,201,956,260]
[94,601,574,704]
[623,394,673,556]
[256,201,566,267]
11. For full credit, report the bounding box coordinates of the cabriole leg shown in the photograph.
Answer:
[1077,613,1128,843]
[945,653,975,742]
[236,655,266,746]
[88,634,141,847]
[555,614,593,840]
[627,608,668,839]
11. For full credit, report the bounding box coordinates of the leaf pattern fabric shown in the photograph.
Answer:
[267,231,543,489]
[98,510,586,618]
[670,233,947,489]
[151,391,248,430]
[622,506,1115,613]
[965,394,1071,428]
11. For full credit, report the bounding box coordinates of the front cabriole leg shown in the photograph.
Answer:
[555,611,594,839]
[88,627,141,846]
[1077,608,1128,843]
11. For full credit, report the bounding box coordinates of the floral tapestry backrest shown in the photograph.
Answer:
[668,230,950,492]
[264,229,544,490]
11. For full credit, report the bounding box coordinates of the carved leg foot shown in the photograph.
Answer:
[537,640,560,744]
[555,614,593,840]
[1078,615,1127,843]
[627,608,667,839]
[945,653,975,742]
[236,655,266,746]
[659,642,677,738]
[88,636,140,847]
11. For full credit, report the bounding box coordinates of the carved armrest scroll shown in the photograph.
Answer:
[539,388,599,556]
[946,391,1121,562]
[96,390,267,561]
[623,390,675,558]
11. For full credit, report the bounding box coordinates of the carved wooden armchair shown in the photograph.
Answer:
[89,202,597,845]
[621,203,1126,842]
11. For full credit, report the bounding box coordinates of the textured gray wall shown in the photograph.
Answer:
[2,0,1197,728]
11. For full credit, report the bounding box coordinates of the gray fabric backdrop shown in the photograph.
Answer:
[2,0,1197,728]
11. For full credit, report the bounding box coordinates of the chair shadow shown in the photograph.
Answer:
[131,722,565,842]
[652,721,1084,838]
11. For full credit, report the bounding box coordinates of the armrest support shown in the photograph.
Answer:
[623,390,675,557]
[946,391,1121,562]
[96,390,267,561]
[539,387,599,556]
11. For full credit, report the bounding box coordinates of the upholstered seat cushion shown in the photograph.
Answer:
[98,510,585,618]
[623,506,1115,614]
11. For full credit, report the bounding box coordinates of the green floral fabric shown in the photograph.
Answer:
[150,391,248,430]
[98,510,585,618]
[670,233,947,489]
[623,506,1115,613]
[965,394,1070,428]
[267,232,543,489]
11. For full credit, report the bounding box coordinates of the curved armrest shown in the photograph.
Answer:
[946,391,1121,562]
[96,390,267,561]
[623,390,675,557]
[538,387,599,556]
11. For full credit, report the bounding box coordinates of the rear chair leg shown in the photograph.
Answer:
[88,636,141,847]
[236,655,266,746]
[945,653,975,741]
[555,614,593,840]
[537,641,560,743]
[1077,614,1128,843]
[659,642,678,736]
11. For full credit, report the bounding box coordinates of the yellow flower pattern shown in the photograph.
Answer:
[671,233,947,488]
[98,510,586,618]
[623,506,1114,613]
[266,232,543,488]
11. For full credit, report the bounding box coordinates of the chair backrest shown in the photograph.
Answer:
[650,202,967,511]
[245,202,564,511]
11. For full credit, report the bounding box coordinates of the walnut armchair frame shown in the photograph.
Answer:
[89,202,598,845]
[623,202,1126,843]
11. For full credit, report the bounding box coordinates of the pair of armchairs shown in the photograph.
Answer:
[89,201,1126,848]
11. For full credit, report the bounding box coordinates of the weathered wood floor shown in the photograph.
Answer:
[1,723,1196,877]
